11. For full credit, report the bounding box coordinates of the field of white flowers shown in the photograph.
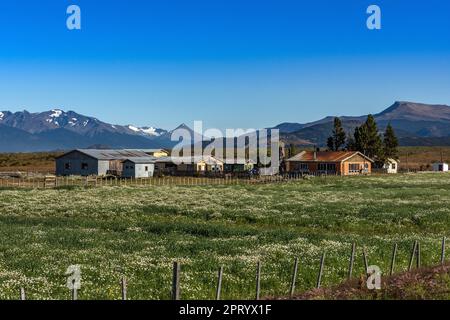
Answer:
[0,173,450,300]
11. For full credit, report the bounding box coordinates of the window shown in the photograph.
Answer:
[145,166,148,172]
[299,163,309,170]
[81,163,88,170]
[64,163,71,170]
[318,163,336,172]
[392,163,396,170]
[349,163,360,173]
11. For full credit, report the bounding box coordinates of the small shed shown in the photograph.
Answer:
[433,162,449,172]
[122,157,156,178]
[383,158,399,174]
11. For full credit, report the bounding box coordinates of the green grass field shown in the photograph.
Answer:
[1,173,450,300]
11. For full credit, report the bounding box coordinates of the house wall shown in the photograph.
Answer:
[383,162,398,174]
[286,161,342,175]
[341,155,371,175]
[56,151,102,176]
[433,163,449,172]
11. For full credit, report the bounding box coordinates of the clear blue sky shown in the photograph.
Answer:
[0,0,450,130]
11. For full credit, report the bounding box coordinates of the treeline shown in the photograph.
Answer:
[327,115,399,165]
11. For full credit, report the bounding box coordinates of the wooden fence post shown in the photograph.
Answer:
[216,266,223,300]
[408,240,418,271]
[348,243,356,279]
[362,247,369,275]
[289,257,299,297]
[390,243,398,276]
[172,262,181,300]
[416,242,421,268]
[255,261,261,300]
[441,236,446,265]
[121,276,127,300]
[316,252,326,289]
[20,287,26,300]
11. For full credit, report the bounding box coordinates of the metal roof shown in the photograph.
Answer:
[123,157,156,164]
[123,149,169,154]
[286,151,374,163]
[61,149,151,160]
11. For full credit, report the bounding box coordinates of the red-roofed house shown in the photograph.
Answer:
[285,151,374,176]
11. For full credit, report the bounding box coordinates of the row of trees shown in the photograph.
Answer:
[327,115,399,164]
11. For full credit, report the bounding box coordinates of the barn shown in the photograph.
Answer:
[55,149,152,176]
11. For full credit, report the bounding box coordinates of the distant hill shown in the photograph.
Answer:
[276,101,450,147]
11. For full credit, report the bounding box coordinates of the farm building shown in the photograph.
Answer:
[55,149,154,176]
[285,151,373,176]
[155,156,224,175]
[122,158,155,178]
[224,158,255,173]
[383,158,399,174]
[433,162,449,172]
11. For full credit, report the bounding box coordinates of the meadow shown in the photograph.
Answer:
[0,173,450,300]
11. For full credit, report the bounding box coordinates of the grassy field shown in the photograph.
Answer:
[0,173,450,300]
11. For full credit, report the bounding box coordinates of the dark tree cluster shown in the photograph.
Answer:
[327,115,399,165]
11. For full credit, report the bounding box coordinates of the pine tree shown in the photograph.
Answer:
[327,137,335,151]
[354,125,368,153]
[364,114,383,160]
[383,123,399,160]
[346,133,356,151]
[326,117,347,151]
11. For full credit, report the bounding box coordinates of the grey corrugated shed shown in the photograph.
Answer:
[123,157,157,164]
[65,149,151,160]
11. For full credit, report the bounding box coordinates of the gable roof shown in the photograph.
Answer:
[57,149,150,160]
[286,151,374,163]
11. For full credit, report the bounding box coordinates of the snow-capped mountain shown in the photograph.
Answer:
[0,109,181,152]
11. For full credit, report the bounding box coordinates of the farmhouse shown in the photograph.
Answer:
[55,149,155,176]
[285,151,373,176]
[433,162,449,172]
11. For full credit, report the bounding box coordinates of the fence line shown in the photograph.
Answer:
[0,173,333,189]
[13,238,448,300]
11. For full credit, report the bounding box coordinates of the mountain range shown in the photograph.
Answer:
[275,101,450,147]
[1,101,450,152]
[0,109,193,152]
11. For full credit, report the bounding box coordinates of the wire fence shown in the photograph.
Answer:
[12,238,448,300]
[0,173,335,189]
